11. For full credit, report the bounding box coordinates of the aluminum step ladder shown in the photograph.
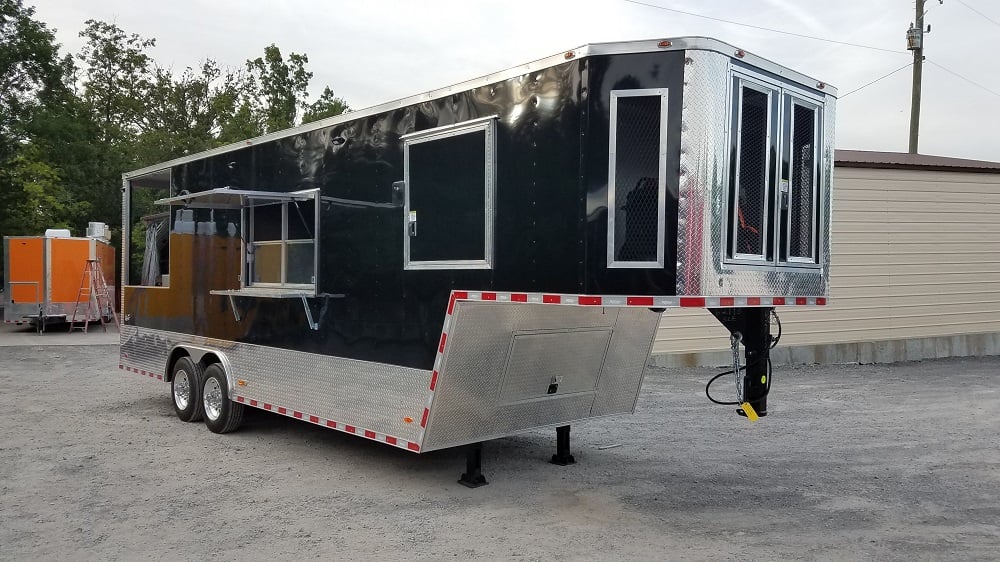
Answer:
[70,259,119,333]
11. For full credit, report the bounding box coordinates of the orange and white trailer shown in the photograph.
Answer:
[3,225,116,332]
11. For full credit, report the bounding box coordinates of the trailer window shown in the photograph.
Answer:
[248,197,317,288]
[725,71,823,268]
[785,100,819,262]
[607,89,668,268]
[402,116,496,270]
[727,80,775,262]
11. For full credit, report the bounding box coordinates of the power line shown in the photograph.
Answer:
[953,0,1000,28]
[619,0,906,54]
[840,62,914,98]
[925,59,1000,98]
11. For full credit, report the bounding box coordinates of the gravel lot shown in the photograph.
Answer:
[1,335,998,561]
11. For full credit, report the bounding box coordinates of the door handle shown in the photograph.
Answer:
[408,210,417,237]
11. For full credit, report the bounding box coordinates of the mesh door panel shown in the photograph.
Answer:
[789,104,816,260]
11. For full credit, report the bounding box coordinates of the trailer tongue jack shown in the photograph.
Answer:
[709,307,775,417]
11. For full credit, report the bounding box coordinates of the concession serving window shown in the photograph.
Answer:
[155,187,320,294]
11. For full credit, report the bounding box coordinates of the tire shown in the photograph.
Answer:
[171,357,204,422]
[201,363,244,434]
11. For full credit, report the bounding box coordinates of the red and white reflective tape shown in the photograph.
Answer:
[415,292,461,445]
[233,395,420,452]
[119,363,164,381]
[448,291,827,308]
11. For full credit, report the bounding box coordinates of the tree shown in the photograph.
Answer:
[0,144,86,235]
[246,44,312,133]
[0,0,88,267]
[76,19,155,146]
[302,86,349,125]
[0,0,70,153]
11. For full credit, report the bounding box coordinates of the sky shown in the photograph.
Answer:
[28,0,1000,162]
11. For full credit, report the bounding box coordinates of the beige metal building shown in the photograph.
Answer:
[654,150,1000,366]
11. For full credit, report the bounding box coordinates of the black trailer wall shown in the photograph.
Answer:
[130,52,684,369]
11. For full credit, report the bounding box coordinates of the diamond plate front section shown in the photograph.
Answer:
[422,302,660,452]
[120,325,430,444]
[678,49,832,297]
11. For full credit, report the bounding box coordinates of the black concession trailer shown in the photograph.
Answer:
[120,37,836,485]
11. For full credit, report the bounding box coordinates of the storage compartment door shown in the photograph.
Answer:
[7,238,44,304]
[403,117,496,270]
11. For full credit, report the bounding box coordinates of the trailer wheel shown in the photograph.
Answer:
[171,357,204,422]
[201,364,244,434]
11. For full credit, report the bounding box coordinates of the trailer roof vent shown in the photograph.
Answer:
[44,228,71,238]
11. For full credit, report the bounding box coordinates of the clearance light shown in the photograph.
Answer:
[816,82,826,89]
[658,40,672,48]
[564,51,575,60]
[735,49,746,58]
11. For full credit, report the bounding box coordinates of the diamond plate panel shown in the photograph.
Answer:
[119,325,430,443]
[120,325,174,375]
[422,303,659,451]
[498,329,612,403]
[590,307,661,416]
[678,49,832,297]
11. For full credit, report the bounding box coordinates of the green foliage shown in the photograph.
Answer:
[76,19,155,146]
[0,5,349,276]
[302,86,350,125]
[247,44,313,133]
[0,0,67,147]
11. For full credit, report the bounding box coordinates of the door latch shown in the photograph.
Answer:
[408,210,418,237]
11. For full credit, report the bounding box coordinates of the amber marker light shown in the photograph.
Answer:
[658,40,672,48]
[564,51,575,60]
[237,379,247,386]
[403,416,414,424]
[735,49,746,58]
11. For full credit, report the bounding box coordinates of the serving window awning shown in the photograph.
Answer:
[154,187,316,209]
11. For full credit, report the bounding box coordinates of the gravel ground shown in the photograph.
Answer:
[0,340,998,561]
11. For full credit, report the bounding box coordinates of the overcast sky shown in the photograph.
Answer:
[29,0,1000,162]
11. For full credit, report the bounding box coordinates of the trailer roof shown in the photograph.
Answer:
[124,36,835,180]
[835,150,1000,173]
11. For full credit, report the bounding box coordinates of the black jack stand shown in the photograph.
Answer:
[550,425,576,466]
[710,306,772,417]
[739,307,771,417]
[458,442,488,488]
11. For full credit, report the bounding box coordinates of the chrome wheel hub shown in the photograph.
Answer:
[173,370,190,410]
[203,377,223,421]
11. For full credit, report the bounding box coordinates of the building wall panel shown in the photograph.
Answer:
[654,166,1000,360]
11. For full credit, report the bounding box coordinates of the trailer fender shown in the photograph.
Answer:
[164,345,236,394]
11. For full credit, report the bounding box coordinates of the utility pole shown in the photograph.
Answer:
[907,0,927,154]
